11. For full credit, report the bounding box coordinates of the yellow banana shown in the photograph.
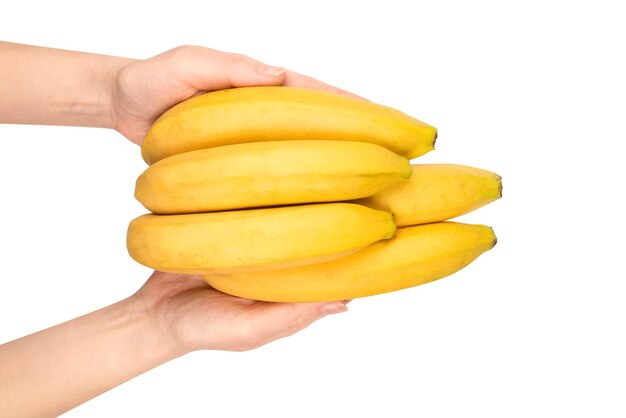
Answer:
[126,203,395,274]
[355,164,502,226]
[141,86,437,164]
[135,140,412,214]
[205,222,497,302]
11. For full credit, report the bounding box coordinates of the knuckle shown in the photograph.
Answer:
[169,45,202,60]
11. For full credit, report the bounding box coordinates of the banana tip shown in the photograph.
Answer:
[490,229,498,249]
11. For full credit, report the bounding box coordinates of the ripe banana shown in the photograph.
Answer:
[135,140,412,214]
[141,86,437,164]
[126,203,395,274]
[355,164,502,226]
[205,222,497,302]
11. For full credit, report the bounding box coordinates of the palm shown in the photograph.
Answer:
[136,271,339,352]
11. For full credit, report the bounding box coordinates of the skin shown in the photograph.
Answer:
[0,42,352,418]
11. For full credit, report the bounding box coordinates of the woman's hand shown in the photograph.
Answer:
[2,43,356,139]
[110,45,356,145]
[0,270,348,417]
[134,271,348,353]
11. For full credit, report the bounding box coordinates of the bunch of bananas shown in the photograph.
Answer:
[127,86,501,302]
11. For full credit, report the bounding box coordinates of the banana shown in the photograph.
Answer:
[135,140,412,214]
[141,86,437,164]
[205,222,497,302]
[126,203,395,274]
[355,164,502,226]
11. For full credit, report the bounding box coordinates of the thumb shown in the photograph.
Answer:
[162,45,287,91]
[246,301,349,348]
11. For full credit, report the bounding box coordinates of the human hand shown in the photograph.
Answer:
[133,271,349,353]
[0,270,347,417]
[110,45,357,145]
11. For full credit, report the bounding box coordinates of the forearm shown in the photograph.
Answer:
[0,41,133,128]
[0,296,183,418]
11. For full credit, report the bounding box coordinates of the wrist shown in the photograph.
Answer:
[95,56,135,130]
[125,291,192,360]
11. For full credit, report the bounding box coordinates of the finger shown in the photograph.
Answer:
[282,70,367,100]
[161,46,287,91]
[243,301,349,348]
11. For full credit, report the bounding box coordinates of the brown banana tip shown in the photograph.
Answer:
[432,131,438,148]
[498,176,503,198]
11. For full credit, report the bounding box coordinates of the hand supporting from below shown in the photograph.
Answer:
[137,271,349,353]
[0,271,348,417]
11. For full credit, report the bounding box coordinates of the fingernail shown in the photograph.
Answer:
[258,65,287,77]
[320,302,348,315]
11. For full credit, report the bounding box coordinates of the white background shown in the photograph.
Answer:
[1,0,625,416]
